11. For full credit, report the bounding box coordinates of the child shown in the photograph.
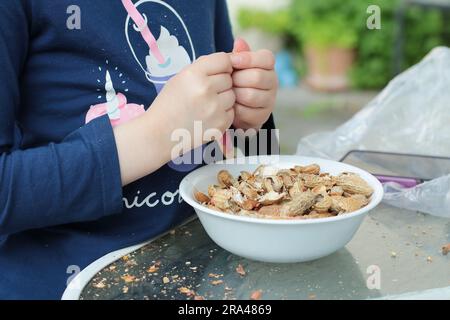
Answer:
[0,0,277,299]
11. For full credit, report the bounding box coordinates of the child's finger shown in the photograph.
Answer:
[234,87,271,109]
[233,38,251,53]
[233,103,269,129]
[195,52,233,75]
[225,108,235,127]
[232,68,277,90]
[230,49,275,70]
[209,74,233,93]
[218,89,236,111]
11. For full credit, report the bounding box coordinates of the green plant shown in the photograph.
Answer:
[351,0,445,88]
[289,0,366,49]
[237,8,298,49]
[237,8,290,36]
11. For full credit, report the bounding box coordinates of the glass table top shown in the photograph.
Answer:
[79,204,450,300]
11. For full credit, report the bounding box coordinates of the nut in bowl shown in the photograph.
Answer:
[179,156,384,263]
[194,164,373,220]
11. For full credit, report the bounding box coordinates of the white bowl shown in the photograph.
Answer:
[179,155,384,263]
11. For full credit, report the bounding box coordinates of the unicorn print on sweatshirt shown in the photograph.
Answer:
[85,70,146,126]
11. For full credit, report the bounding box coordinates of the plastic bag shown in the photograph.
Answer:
[296,47,450,217]
[382,176,450,218]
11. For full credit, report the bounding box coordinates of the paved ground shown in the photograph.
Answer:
[273,86,379,154]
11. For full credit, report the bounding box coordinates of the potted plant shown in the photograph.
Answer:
[290,0,363,91]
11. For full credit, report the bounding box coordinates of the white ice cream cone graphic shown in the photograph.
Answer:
[145,26,191,94]
[123,0,195,94]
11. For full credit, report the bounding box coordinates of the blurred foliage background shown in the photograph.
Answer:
[237,0,448,89]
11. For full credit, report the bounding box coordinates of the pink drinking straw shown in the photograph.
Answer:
[121,0,165,65]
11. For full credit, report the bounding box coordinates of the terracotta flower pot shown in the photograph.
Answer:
[304,46,355,92]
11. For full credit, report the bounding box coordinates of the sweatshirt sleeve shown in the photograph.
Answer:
[0,2,123,236]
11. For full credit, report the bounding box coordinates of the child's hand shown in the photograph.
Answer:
[230,39,278,130]
[152,52,236,147]
[114,52,235,185]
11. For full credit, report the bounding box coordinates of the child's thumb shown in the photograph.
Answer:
[233,38,251,53]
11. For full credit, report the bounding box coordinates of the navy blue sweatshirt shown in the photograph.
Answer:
[0,0,251,299]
